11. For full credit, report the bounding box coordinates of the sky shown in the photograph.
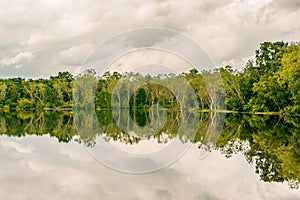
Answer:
[0,0,300,78]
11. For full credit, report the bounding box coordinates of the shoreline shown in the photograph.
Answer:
[0,107,290,116]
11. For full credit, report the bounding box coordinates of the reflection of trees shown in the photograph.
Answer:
[1,110,300,189]
[0,111,76,143]
[217,114,300,189]
[95,109,210,145]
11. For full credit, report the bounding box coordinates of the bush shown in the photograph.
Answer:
[16,98,35,111]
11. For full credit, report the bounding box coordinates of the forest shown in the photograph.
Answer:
[0,41,300,188]
[0,41,299,115]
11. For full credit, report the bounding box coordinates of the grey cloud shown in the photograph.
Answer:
[197,0,233,12]
[0,0,300,77]
[270,0,300,10]
[59,43,94,66]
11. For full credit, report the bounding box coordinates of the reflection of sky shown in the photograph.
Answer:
[0,135,300,200]
[110,137,171,154]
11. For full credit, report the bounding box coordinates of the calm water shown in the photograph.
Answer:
[0,110,300,200]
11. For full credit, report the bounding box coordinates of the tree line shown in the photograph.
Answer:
[0,41,299,114]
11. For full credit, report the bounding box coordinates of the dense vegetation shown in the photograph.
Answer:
[0,41,299,114]
[0,71,74,111]
[0,41,299,187]
[222,41,300,115]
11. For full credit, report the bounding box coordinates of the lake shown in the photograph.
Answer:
[0,110,300,200]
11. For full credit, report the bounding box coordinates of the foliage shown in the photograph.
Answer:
[0,41,299,115]
[0,41,299,189]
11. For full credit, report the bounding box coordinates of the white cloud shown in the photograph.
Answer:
[222,55,255,69]
[26,33,55,46]
[107,48,193,74]
[15,64,23,69]
[0,52,34,66]
[0,52,34,67]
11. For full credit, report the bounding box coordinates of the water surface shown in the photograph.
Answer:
[0,111,299,199]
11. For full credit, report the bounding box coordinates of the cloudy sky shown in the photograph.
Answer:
[0,0,300,78]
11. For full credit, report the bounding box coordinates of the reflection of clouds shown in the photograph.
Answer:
[59,147,94,163]
[0,136,300,200]
[26,161,52,174]
[1,140,33,154]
